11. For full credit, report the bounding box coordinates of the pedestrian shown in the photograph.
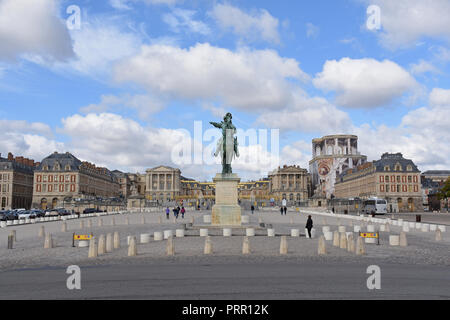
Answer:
[251,205,255,215]
[280,206,283,216]
[165,207,170,220]
[181,206,185,219]
[305,215,313,239]
[283,206,287,216]
[173,207,178,219]
[177,206,181,218]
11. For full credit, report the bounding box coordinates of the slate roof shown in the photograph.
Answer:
[0,157,34,174]
[373,153,420,173]
[36,152,82,172]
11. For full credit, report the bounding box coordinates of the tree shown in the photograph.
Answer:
[438,177,450,211]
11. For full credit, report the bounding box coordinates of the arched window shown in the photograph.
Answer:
[406,165,413,171]
[395,163,402,171]
[1,197,6,209]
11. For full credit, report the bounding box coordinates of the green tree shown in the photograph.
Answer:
[438,177,450,211]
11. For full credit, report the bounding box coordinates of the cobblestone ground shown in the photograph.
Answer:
[1,208,449,271]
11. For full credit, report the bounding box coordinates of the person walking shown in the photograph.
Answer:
[173,207,178,219]
[305,215,313,239]
[251,205,255,215]
[283,206,287,216]
[181,206,185,219]
[280,206,284,216]
[165,207,170,220]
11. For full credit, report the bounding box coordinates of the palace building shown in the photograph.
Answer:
[309,135,367,199]
[32,152,120,210]
[334,153,423,212]
[268,165,311,203]
[0,153,37,210]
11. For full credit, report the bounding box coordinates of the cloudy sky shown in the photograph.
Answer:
[1,0,449,181]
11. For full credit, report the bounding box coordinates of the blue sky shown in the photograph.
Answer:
[1,0,450,180]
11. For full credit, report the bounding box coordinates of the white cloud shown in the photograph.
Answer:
[80,94,164,119]
[0,0,74,62]
[313,58,417,108]
[353,88,450,170]
[210,3,280,44]
[110,0,180,9]
[256,94,351,133]
[365,0,450,49]
[306,23,320,39]
[114,43,309,111]
[410,60,440,75]
[163,8,210,35]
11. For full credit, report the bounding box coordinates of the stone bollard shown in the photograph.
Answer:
[154,232,163,241]
[353,225,361,233]
[200,229,209,237]
[318,236,327,255]
[339,232,347,249]
[421,224,430,232]
[291,229,300,237]
[246,228,255,237]
[141,216,146,225]
[164,230,173,239]
[241,216,250,224]
[223,228,232,237]
[322,226,330,234]
[347,233,355,253]
[435,229,442,242]
[39,225,45,238]
[98,234,106,255]
[106,233,113,252]
[389,235,400,246]
[175,229,185,238]
[400,232,408,247]
[98,218,103,227]
[332,231,340,247]
[125,217,130,225]
[158,216,162,224]
[290,217,294,225]
[242,236,250,255]
[60,222,67,233]
[267,228,275,237]
[204,236,213,255]
[140,233,151,244]
[111,217,116,226]
[258,217,263,224]
[44,233,53,249]
[88,238,98,258]
[385,223,390,232]
[402,224,410,233]
[438,225,446,232]
[324,231,333,241]
[128,236,137,257]
[114,232,120,249]
[338,226,346,233]
[356,236,365,255]
[203,215,212,224]
[10,230,16,242]
[280,236,288,255]
[166,237,175,256]
[190,216,194,224]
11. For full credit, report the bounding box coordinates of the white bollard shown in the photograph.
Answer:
[430,224,437,232]
[400,232,408,247]
[267,229,275,237]
[140,233,151,244]
[322,226,330,234]
[163,230,173,239]
[324,231,333,241]
[421,224,430,232]
[223,228,232,237]
[353,225,361,233]
[241,216,250,224]
[333,231,340,247]
[291,229,300,237]
[338,226,346,233]
[438,225,446,232]
[154,232,163,241]
[379,224,386,232]
[402,224,410,232]
[367,225,375,232]
[389,235,400,246]
[78,240,89,248]
[203,215,212,224]
[246,228,255,237]
[200,229,209,237]
[175,229,185,238]
[128,236,137,257]
[318,236,327,255]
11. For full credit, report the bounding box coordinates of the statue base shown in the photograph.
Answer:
[211,173,242,226]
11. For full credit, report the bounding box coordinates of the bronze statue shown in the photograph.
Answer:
[210,113,239,174]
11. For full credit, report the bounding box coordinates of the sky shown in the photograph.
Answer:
[1,0,450,181]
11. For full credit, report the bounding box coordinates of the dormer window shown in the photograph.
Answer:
[65,165,71,171]
[395,163,402,171]
[384,166,390,172]
[406,165,413,171]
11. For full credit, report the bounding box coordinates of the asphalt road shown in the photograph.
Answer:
[0,259,448,300]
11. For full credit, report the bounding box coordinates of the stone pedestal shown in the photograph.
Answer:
[212,173,242,226]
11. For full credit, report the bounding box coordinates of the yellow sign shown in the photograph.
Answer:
[359,232,379,239]
[73,234,92,241]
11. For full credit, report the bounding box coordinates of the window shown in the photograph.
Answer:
[384,166,390,172]
[397,185,400,193]
[413,176,418,183]
[386,185,390,192]
[380,176,384,183]
[385,176,389,182]
[407,165,413,171]
[395,163,402,171]
[37,175,42,183]
[408,176,412,183]
[380,185,385,192]
[408,185,412,193]
[396,176,401,183]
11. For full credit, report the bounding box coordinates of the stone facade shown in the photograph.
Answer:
[0,153,37,210]
[32,152,120,209]
[334,153,423,212]
[309,135,367,199]
[145,166,181,202]
[268,165,310,203]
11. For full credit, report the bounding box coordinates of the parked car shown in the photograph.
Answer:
[45,209,59,217]
[83,208,97,214]
[18,210,37,219]
[57,208,71,216]
[0,211,7,221]
[5,211,18,220]
[31,209,45,218]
